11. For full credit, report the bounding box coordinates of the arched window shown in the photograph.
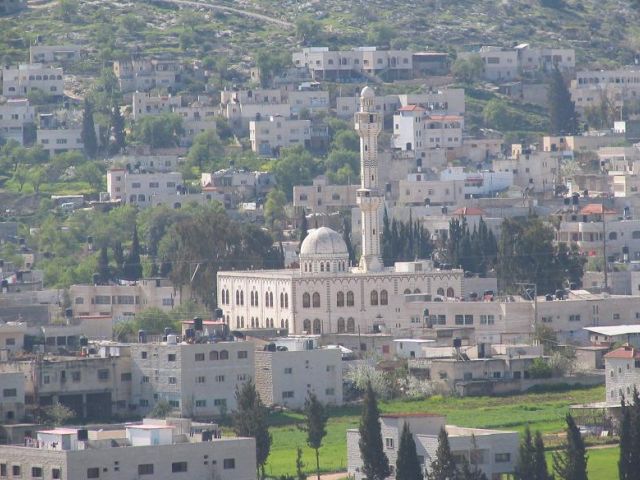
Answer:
[251,317,255,327]
[250,291,254,306]
[337,292,345,307]
[241,317,244,328]
[337,318,345,333]
[270,292,274,307]
[609,232,617,240]
[220,350,229,360]
[326,262,330,272]
[303,319,311,332]
[285,293,289,308]
[371,290,379,306]
[236,316,240,329]
[436,287,445,296]
[303,293,310,308]
[446,287,455,298]
[347,291,355,307]
[240,291,244,305]
[404,288,411,294]
[347,318,355,333]
[266,292,269,306]
[320,263,325,272]
[312,292,321,308]
[380,290,388,305]
[210,351,219,360]
[413,289,421,294]
[313,319,321,334]
[285,319,289,329]
[226,315,229,324]
[280,292,284,308]
[236,291,240,305]
[281,319,285,328]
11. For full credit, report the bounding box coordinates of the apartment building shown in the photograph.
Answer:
[0,371,25,423]
[131,92,182,120]
[514,44,575,72]
[173,102,217,143]
[29,45,83,65]
[70,279,180,322]
[111,153,181,173]
[250,116,311,156]
[347,414,518,480]
[2,64,64,98]
[393,105,464,153]
[293,47,414,81]
[0,98,35,145]
[130,340,254,418]
[293,176,358,213]
[404,290,640,345]
[112,58,181,93]
[0,419,256,480]
[254,342,343,409]
[493,145,560,194]
[36,127,83,156]
[200,168,275,207]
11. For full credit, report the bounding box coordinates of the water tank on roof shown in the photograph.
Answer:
[167,334,178,345]
[264,343,277,352]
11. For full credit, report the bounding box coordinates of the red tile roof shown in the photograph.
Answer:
[398,105,425,112]
[579,204,617,215]
[604,346,639,359]
[452,207,485,216]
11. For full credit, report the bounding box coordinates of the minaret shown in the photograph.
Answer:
[355,86,384,272]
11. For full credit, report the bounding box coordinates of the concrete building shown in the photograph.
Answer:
[0,419,256,480]
[0,98,35,145]
[131,92,182,120]
[36,127,83,156]
[294,176,358,213]
[130,339,254,418]
[347,413,518,479]
[585,325,640,348]
[493,145,560,194]
[29,45,83,65]
[0,371,25,423]
[112,58,181,93]
[604,345,640,405]
[392,105,463,154]
[110,153,181,173]
[200,168,276,207]
[514,44,575,73]
[250,116,311,156]
[254,340,343,408]
[2,64,64,98]
[70,279,180,323]
[461,47,519,82]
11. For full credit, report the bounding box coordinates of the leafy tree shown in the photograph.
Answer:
[295,16,323,45]
[12,163,29,192]
[97,246,110,284]
[330,129,360,152]
[82,98,98,158]
[58,0,79,22]
[132,113,184,148]
[427,428,457,480]
[149,399,174,419]
[358,381,390,480]
[367,22,395,46]
[271,146,320,200]
[233,380,272,479]
[123,225,142,281]
[548,67,577,135]
[528,358,553,379]
[185,129,224,172]
[113,241,125,276]
[135,308,179,334]
[43,401,74,426]
[264,189,287,231]
[76,161,104,191]
[28,166,46,193]
[451,55,484,84]
[302,393,328,480]
[255,49,291,87]
[552,414,587,480]
[396,422,423,480]
[381,210,434,267]
[630,388,640,477]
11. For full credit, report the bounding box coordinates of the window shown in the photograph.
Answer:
[284,367,293,374]
[223,459,236,470]
[32,467,43,477]
[195,353,205,361]
[385,438,394,449]
[172,462,188,473]
[464,315,474,325]
[209,351,219,360]
[72,371,81,382]
[98,369,109,380]
[337,318,345,333]
[142,376,150,383]
[337,291,345,307]
[313,319,321,334]
[283,391,294,399]
[347,291,355,307]
[495,453,511,463]
[168,400,179,408]
[3,389,17,397]
[312,292,321,308]
[169,377,177,384]
[371,290,379,306]
[139,399,149,407]
[52,468,61,479]
[380,290,388,305]
[220,350,229,360]
[347,318,355,333]
[326,388,335,395]
[141,351,148,359]
[480,315,495,325]
[215,375,225,382]
[455,315,464,325]
[138,464,154,475]
[195,400,207,407]
[303,293,310,308]
[196,376,206,383]
[168,354,176,362]
[0,464,6,476]
[87,467,100,478]
[121,372,132,382]
[569,314,581,322]
[238,350,248,359]
[214,399,227,407]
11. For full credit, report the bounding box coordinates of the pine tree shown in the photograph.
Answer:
[515,426,535,480]
[548,67,577,135]
[81,98,98,158]
[427,428,457,480]
[233,380,272,479]
[619,397,633,480]
[552,414,587,480]
[302,393,328,480]
[358,381,390,480]
[396,422,423,480]
[123,226,143,281]
[111,104,126,155]
[533,431,551,480]
[97,246,110,284]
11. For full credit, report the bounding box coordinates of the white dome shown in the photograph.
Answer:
[300,227,348,257]
[361,85,375,98]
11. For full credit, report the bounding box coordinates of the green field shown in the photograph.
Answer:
[265,385,605,477]
[546,446,618,479]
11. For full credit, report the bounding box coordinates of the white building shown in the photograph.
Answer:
[130,340,254,418]
[493,145,560,194]
[571,69,640,112]
[250,115,311,156]
[218,88,463,336]
[131,92,182,120]
[0,419,256,480]
[2,64,64,98]
[604,345,640,405]
[29,45,83,64]
[112,58,181,93]
[347,413,518,480]
[0,98,35,145]
[36,127,83,156]
[254,341,343,408]
[294,176,358,213]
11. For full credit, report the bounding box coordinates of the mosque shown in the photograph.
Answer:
[217,87,464,335]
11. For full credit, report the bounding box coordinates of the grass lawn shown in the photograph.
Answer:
[545,446,618,479]
[265,385,604,477]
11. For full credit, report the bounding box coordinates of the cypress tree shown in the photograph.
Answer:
[382,207,393,266]
[123,226,143,281]
[299,213,309,251]
[619,397,633,480]
[427,428,457,480]
[630,388,640,475]
[548,67,577,135]
[82,98,98,158]
[111,104,126,155]
[533,431,551,480]
[396,422,423,480]
[302,393,328,480]
[552,414,587,480]
[515,426,535,480]
[113,241,125,277]
[343,216,356,267]
[97,246,110,284]
[233,380,272,479]
[358,381,390,480]
[296,447,307,480]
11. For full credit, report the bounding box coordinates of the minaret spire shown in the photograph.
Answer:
[355,86,384,272]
